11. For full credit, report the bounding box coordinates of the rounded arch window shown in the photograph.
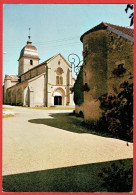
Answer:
[30,60,33,65]
[56,67,63,75]
[56,68,63,85]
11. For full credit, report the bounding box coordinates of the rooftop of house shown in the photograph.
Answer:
[80,22,134,42]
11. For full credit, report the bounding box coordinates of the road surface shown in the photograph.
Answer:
[3,105,133,176]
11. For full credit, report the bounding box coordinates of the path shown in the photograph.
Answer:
[3,105,133,176]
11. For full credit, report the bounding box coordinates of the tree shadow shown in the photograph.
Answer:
[28,113,90,134]
[2,158,133,192]
[28,113,122,139]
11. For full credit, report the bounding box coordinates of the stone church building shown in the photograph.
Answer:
[3,36,75,107]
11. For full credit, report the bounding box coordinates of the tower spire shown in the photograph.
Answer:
[29,27,31,36]
[27,27,32,44]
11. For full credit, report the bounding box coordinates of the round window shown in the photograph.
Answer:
[56,67,63,75]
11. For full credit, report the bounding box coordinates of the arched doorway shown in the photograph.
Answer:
[54,96,62,105]
[53,88,65,106]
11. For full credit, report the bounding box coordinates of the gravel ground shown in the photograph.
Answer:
[2,105,133,176]
[3,109,15,116]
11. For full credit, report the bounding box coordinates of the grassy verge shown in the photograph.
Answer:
[3,114,14,118]
[29,112,133,142]
[25,106,74,110]
[2,158,132,192]
[28,113,89,134]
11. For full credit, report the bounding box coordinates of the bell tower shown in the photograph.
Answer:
[18,29,40,76]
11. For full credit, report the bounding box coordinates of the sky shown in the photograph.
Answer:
[3,4,133,81]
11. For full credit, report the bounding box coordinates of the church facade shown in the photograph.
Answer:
[3,36,75,107]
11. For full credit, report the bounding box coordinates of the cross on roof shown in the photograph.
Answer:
[29,28,31,36]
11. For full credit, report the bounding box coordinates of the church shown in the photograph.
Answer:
[3,35,75,107]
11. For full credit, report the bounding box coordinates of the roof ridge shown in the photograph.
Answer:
[104,22,133,30]
[80,22,133,42]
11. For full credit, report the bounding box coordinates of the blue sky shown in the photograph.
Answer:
[3,4,133,81]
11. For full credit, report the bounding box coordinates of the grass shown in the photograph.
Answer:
[3,114,14,118]
[28,113,89,134]
[3,105,74,110]
[2,158,132,192]
[3,106,14,118]
[29,112,132,142]
[25,106,74,110]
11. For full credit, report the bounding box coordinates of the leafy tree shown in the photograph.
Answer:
[125,4,134,26]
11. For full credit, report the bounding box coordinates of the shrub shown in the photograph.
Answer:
[23,105,28,107]
[97,78,133,141]
[98,160,133,192]
[75,111,84,118]
[16,102,23,106]
[70,87,75,93]
[79,111,84,118]
[73,67,84,106]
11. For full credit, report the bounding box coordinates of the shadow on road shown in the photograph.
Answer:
[28,113,132,141]
[2,158,133,192]
[28,113,90,134]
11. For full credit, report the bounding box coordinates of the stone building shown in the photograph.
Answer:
[4,36,75,107]
[74,22,133,121]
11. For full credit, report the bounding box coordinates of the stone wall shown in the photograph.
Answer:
[82,30,108,120]
[28,74,45,107]
[107,32,133,94]
[6,82,28,106]
[81,29,133,121]
[21,64,46,82]
[4,75,18,104]
[18,57,39,75]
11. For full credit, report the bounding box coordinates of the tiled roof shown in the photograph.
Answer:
[104,22,133,37]
[80,22,134,42]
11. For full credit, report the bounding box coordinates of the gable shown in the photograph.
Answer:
[47,53,71,71]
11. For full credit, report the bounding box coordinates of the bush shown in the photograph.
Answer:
[97,78,133,141]
[98,160,133,192]
[16,103,23,106]
[23,105,28,107]
[75,111,84,118]
[79,111,84,118]
[73,67,84,106]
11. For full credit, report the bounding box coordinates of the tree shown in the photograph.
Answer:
[125,4,134,26]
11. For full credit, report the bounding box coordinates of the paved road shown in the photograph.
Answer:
[3,105,133,176]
